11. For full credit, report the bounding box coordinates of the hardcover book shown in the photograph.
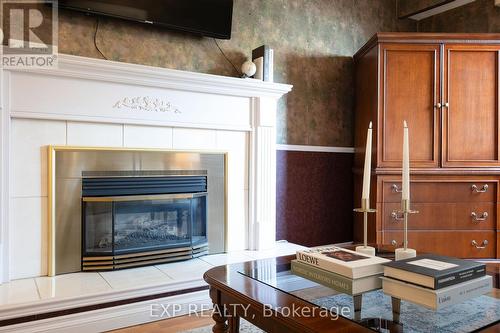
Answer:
[291,259,382,295]
[383,254,486,289]
[381,275,492,310]
[296,246,390,279]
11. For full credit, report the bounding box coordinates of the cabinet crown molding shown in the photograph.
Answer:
[354,32,500,61]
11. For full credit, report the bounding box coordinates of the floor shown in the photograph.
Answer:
[110,312,214,333]
[0,242,306,309]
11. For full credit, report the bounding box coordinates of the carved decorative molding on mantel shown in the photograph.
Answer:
[113,97,181,113]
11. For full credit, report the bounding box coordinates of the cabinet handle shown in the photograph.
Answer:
[435,102,442,108]
[471,212,488,222]
[444,102,449,108]
[391,184,403,193]
[471,184,488,193]
[391,211,404,221]
[391,240,407,247]
[471,240,488,249]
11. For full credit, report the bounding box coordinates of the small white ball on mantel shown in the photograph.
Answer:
[241,60,256,78]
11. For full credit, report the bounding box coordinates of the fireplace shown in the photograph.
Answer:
[81,171,208,271]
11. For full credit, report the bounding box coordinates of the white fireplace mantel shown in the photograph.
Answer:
[0,54,292,282]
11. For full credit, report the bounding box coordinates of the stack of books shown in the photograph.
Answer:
[382,254,492,310]
[293,246,390,295]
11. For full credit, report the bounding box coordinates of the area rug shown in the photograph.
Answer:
[313,290,500,333]
[181,288,500,333]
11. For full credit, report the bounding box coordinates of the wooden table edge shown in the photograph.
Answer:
[203,255,500,333]
[203,256,374,333]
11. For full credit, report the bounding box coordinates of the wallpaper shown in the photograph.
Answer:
[44,0,414,147]
[418,0,500,32]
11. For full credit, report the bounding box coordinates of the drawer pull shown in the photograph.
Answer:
[471,240,488,249]
[391,184,403,193]
[471,184,488,193]
[390,211,404,221]
[471,212,488,222]
[391,240,407,247]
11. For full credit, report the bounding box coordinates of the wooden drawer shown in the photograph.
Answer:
[384,231,496,258]
[382,181,496,203]
[383,202,496,230]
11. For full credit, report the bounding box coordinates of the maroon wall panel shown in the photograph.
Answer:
[276,150,354,247]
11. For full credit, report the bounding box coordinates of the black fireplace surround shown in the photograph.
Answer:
[81,172,208,271]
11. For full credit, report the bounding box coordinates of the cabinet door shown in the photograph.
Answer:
[379,44,440,168]
[443,45,500,167]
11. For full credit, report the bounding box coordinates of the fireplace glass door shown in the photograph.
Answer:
[113,197,191,253]
[81,174,208,271]
[83,194,207,256]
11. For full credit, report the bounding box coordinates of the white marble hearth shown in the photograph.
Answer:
[0,242,302,308]
[0,242,305,328]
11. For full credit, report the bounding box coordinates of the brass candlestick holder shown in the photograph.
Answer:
[354,198,377,256]
[395,198,419,260]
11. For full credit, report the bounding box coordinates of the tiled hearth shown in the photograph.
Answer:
[0,242,305,331]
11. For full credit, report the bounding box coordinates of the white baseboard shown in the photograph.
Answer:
[0,290,211,333]
[0,278,207,321]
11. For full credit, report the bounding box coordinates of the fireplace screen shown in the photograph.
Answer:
[81,174,208,271]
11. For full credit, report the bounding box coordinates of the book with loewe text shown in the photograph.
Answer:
[296,246,390,279]
[381,275,492,310]
[383,254,486,289]
[291,259,382,295]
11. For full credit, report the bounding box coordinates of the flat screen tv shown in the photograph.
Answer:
[58,0,234,39]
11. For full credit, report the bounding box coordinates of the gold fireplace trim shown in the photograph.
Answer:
[47,145,229,277]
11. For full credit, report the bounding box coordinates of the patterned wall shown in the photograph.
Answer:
[49,0,414,147]
[418,0,500,32]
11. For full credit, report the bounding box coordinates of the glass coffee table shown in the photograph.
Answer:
[204,245,500,332]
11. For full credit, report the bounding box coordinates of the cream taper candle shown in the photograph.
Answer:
[361,122,373,202]
[402,120,410,202]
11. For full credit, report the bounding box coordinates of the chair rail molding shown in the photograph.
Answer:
[0,54,292,282]
[276,144,355,153]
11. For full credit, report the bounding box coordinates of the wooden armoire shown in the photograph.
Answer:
[353,33,500,259]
